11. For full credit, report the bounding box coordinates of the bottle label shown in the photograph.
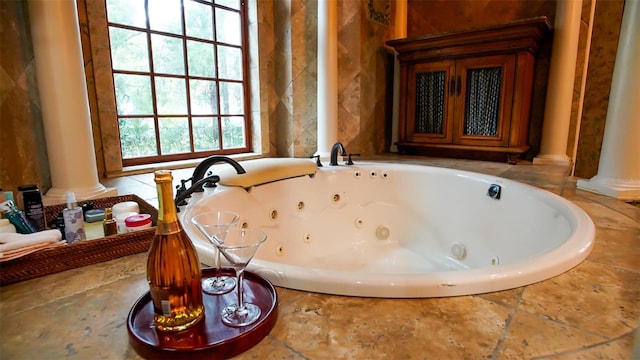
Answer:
[161,300,171,317]
[63,208,86,243]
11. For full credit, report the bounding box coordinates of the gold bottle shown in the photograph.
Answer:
[147,170,204,332]
[102,207,117,236]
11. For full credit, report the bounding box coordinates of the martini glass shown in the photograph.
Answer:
[213,228,267,327]
[191,211,240,295]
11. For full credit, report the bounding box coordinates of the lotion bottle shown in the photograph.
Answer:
[63,192,86,243]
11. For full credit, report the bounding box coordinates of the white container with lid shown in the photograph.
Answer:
[111,201,140,217]
[115,211,138,234]
[125,214,152,232]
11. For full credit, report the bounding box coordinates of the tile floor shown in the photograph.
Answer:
[1,155,638,359]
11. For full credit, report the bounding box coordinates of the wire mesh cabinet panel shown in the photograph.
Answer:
[405,61,455,144]
[453,54,516,147]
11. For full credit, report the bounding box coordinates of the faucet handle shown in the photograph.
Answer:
[310,155,323,167]
[346,153,360,165]
[175,179,191,205]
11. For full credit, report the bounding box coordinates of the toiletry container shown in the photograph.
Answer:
[103,207,118,236]
[112,201,140,217]
[85,209,105,223]
[17,184,46,231]
[115,212,138,234]
[125,214,152,232]
[112,201,140,234]
[63,192,86,243]
[0,200,36,234]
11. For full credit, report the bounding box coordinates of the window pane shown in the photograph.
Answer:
[151,34,185,75]
[190,79,218,115]
[159,117,190,154]
[113,74,153,115]
[109,28,149,72]
[219,82,243,114]
[119,118,157,158]
[193,117,220,151]
[148,0,183,35]
[217,45,242,80]
[221,116,245,149]
[215,8,241,45]
[215,0,240,10]
[187,40,216,78]
[185,1,213,40]
[106,0,146,28]
[155,77,188,114]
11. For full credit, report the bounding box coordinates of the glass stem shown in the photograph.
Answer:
[235,268,245,312]
[214,248,222,281]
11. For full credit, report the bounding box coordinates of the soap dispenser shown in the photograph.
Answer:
[63,192,86,243]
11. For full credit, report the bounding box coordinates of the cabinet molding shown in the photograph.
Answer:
[388,17,552,163]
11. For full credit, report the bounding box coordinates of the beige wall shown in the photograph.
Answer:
[0,0,623,196]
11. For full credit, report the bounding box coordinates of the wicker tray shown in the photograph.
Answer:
[0,194,158,286]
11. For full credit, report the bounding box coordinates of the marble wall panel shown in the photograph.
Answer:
[0,0,50,197]
[574,0,624,178]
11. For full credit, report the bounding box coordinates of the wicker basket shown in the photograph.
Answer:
[0,194,158,286]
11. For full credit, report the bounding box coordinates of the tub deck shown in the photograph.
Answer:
[1,156,638,359]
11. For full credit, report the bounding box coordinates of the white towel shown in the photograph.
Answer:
[0,230,65,261]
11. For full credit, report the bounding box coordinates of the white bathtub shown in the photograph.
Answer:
[180,159,595,298]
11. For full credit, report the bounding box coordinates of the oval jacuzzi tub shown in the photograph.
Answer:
[180,158,595,298]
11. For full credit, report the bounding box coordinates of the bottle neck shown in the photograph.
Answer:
[155,172,180,234]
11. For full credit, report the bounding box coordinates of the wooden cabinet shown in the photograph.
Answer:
[388,17,551,163]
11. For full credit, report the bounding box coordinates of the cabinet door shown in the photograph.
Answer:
[405,61,456,144]
[453,54,516,147]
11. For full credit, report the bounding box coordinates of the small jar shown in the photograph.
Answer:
[115,211,138,234]
[112,201,140,217]
[125,214,152,232]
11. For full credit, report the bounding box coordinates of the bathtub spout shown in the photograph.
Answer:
[190,156,246,192]
[174,156,246,211]
[330,142,347,166]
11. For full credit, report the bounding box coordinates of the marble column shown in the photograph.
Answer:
[390,0,407,153]
[27,0,116,205]
[533,0,582,166]
[316,0,338,156]
[577,0,640,200]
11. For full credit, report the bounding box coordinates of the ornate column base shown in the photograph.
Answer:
[532,154,572,167]
[43,185,117,206]
[577,176,640,201]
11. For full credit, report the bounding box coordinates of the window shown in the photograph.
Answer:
[106,0,250,166]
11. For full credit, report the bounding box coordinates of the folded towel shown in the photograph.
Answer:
[0,230,65,261]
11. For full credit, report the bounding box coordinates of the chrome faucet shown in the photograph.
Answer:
[174,156,246,209]
[330,142,347,166]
